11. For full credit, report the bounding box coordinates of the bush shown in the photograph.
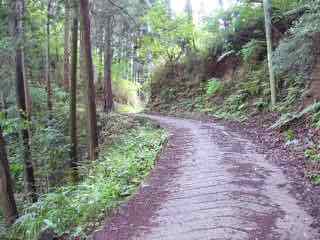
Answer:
[206,79,223,97]
[113,79,141,108]
[8,122,167,240]
[240,39,266,63]
[273,2,320,93]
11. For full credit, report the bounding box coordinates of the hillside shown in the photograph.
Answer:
[148,1,320,186]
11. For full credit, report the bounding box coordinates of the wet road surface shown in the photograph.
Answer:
[93,115,317,240]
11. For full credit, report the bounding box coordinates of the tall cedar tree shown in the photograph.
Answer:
[104,15,114,113]
[0,100,18,225]
[70,1,79,181]
[263,0,276,105]
[13,0,37,202]
[184,0,193,54]
[46,0,53,116]
[79,0,98,161]
[63,0,71,90]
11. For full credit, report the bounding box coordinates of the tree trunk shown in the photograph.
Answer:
[185,0,192,22]
[104,15,114,113]
[70,2,79,181]
[0,127,18,225]
[14,0,37,202]
[98,46,103,88]
[79,0,98,161]
[63,0,71,90]
[184,0,193,54]
[46,0,53,116]
[0,97,18,225]
[164,0,171,17]
[263,0,276,105]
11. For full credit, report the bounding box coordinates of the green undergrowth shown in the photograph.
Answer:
[3,114,167,240]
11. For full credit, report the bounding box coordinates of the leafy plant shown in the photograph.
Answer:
[305,147,320,162]
[310,175,320,185]
[206,79,223,97]
[283,129,295,142]
[241,39,266,63]
[8,122,167,240]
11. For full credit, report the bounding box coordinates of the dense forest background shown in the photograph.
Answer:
[0,0,319,239]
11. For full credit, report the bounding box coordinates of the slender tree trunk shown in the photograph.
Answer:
[0,93,7,118]
[79,0,98,161]
[218,0,228,29]
[263,0,276,105]
[164,0,171,17]
[0,97,18,225]
[63,0,71,90]
[22,50,31,118]
[185,0,192,22]
[0,127,18,225]
[79,19,86,87]
[70,2,78,181]
[184,0,193,54]
[14,0,37,202]
[46,0,53,116]
[104,15,114,113]
[98,46,103,88]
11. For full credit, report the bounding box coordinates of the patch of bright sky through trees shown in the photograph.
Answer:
[171,0,235,24]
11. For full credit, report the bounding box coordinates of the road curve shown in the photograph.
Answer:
[93,115,317,240]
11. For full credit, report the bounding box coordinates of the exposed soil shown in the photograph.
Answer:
[93,114,319,240]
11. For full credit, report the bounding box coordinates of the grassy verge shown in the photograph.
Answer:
[2,114,167,240]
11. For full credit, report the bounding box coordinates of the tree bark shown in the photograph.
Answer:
[104,15,114,113]
[98,46,103,88]
[185,0,192,23]
[46,0,53,116]
[70,2,79,181]
[63,0,71,90]
[14,0,37,202]
[0,96,18,225]
[184,0,193,54]
[79,0,98,161]
[263,0,276,105]
[0,127,18,225]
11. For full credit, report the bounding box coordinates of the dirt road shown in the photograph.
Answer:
[93,115,318,240]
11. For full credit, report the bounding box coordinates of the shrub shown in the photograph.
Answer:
[241,39,266,63]
[206,79,223,97]
[273,2,320,90]
[8,123,167,240]
[284,129,295,142]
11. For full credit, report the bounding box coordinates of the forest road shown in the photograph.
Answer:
[93,115,318,240]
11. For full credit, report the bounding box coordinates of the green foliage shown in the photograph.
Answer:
[229,3,264,33]
[273,0,303,12]
[310,175,320,185]
[211,92,248,121]
[272,102,320,129]
[241,39,266,63]
[312,110,320,129]
[206,79,223,97]
[113,78,141,109]
[254,99,269,111]
[203,2,265,56]
[8,121,167,240]
[140,2,195,64]
[283,129,295,142]
[305,147,320,162]
[159,88,176,103]
[110,62,142,111]
[273,2,320,104]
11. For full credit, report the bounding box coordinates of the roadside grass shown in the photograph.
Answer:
[2,115,167,240]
